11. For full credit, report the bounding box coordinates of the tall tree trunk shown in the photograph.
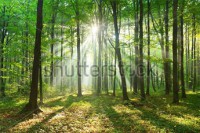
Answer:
[25,0,31,77]
[113,50,117,97]
[146,0,151,96]
[190,15,194,90]
[50,12,56,87]
[76,0,82,97]
[187,24,190,88]
[111,0,129,100]
[39,59,43,104]
[139,0,145,100]
[50,0,58,87]
[22,0,43,113]
[104,33,109,95]
[97,0,103,95]
[185,24,189,88]
[172,0,179,103]
[192,14,196,92]
[60,18,64,92]
[0,6,7,97]
[157,2,168,96]
[70,26,74,93]
[180,0,186,98]
[133,0,139,94]
[93,32,97,94]
[128,18,133,92]
[164,0,171,95]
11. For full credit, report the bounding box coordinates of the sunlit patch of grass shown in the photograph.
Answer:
[1,91,200,132]
[84,114,114,132]
[10,114,44,132]
[68,101,92,110]
[112,104,142,115]
[0,94,28,132]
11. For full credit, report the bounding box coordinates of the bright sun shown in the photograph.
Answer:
[91,24,98,34]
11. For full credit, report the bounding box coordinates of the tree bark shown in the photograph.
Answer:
[111,0,129,100]
[97,0,103,95]
[172,0,179,103]
[192,14,196,92]
[164,0,171,95]
[76,0,82,97]
[22,0,43,113]
[39,59,43,104]
[146,0,151,96]
[180,0,186,98]
[133,0,139,94]
[139,0,145,101]
[0,6,7,97]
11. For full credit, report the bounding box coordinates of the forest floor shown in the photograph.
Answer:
[0,91,200,133]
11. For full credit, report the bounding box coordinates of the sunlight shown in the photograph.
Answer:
[91,24,98,34]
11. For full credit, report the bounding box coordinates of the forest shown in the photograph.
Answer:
[0,0,200,132]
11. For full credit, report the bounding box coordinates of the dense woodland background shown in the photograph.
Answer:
[0,0,200,132]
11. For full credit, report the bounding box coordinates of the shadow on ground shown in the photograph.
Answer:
[2,92,200,133]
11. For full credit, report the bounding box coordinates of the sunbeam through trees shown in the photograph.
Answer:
[0,0,200,132]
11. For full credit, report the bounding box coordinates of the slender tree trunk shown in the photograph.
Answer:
[187,24,191,88]
[104,34,109,95]
[22,0,43,113]
[0,6,7,97]
[50,12,56,87]
[111,0,129,100]
[93,33,97,94]
[146,0,151,96]
[150,69,156,92]
[76,1,82,97]
[185,24,188,87]
[190,15,194,90]
[139,0,145,101]
[113,51,117,97]
[70,26,74,93]
[180,0,186,98]
[172,0,179,103]
[39,59,43,104]
[50,0,59,87]
[128,18,133,92]
[133,0,139,94]
[25,0,30,77]
[60,18,64,92]
[157,2,168,96]
[165,0,171,95]
[192,14,196,92]
[97,0,103,95]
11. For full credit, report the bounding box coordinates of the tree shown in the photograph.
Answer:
[22,0,43,113]
[0,6,7,97]
[50,0,59,87]
[97,0,103,95]
[172,0,179,104]
[164,0,171,95]
[139,0,145,101]
[146,0,151,96]
[39,59,43,104]
[111,0,129,101]
[133,0,139,94]
[192,14,196,92]
[180,0,186,98]
[75,0,82,97]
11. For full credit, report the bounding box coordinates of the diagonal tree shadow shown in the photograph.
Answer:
[25,95,76,132]
[4,93,199,133]
[126,103,200,133]
[2,95,76,133]
[70,94,148,132]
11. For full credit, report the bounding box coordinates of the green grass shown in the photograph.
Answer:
[0,91,200,133]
